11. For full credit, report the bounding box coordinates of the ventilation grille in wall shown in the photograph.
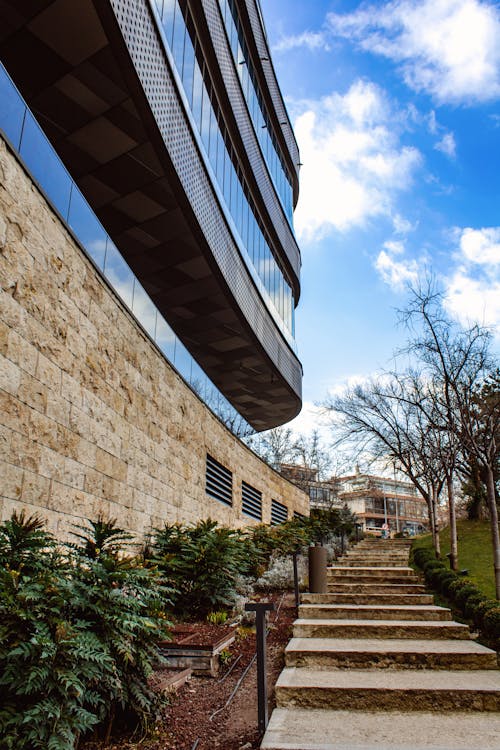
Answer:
[294,510,306,520]
[242,480,262,520]
[271,498,288,525]
[206,454,233,506]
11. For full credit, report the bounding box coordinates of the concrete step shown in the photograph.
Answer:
[327,574,421,586]
[301,592,434,605]
[336,559,413,567]
[298,604,451,621]
[285,637,499,670]
[327,583,427,594]
[261,708,500,750]
[274,667,500,711]
[293,618,471,640]
[328,566,416,578]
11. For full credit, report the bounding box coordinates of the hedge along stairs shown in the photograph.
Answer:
[261,538,500,750]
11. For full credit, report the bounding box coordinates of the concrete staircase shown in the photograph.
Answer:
[261,538,500,750]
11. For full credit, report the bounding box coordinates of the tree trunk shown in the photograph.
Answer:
[447,474,458,571]
[485,464,500,600]
[432,486,441,559]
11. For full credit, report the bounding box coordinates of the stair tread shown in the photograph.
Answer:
[300,604,448,611]
[295,618,467,627]
[286,637,496,656]
[261,708,500,750]
[276,667,500,690]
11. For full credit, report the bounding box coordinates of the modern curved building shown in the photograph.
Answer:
[0,0,302,431]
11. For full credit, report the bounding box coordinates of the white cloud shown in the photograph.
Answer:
[374,249,420,289]
[392,214,417,234]
[292,80,421,243]
[327,0,500,105]
[459,227,500,266]
[273,30,330,53]
[443,227,500,331]
[434,132,457,158]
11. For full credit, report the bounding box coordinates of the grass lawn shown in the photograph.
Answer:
[413,519,496,599]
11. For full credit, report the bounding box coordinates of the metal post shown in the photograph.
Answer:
[292,550,300,608]
[245,601,275,734]
[308,545,327,593]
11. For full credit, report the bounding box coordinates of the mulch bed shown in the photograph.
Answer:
[81,592,297,750]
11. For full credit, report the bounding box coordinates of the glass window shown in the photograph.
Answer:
[103,241,134,309]
[223,145,231,207]
[200,82,211,152]
[208,99,218,168]
[0,65,26,149]
[162,0,176,47]
[216,127,225,183]
[155,314,176,363]
[173,339,192,381]
[67,186,107,270]
[182,22,195,107]
[171,2,186,74]
[132,280,157,339]
[190,359,207,400]
[191,57,203,130]
[19,111,71,219]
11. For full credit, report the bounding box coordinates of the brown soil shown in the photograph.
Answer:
[81,592,296,750]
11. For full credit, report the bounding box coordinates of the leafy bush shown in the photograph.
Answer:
[412,542,499,651]
[0,513,171,750]
[152,520,249,619]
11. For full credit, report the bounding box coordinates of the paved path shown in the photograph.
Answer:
[261,538,500,750]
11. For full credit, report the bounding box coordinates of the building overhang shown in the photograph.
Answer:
[0,0,302,430]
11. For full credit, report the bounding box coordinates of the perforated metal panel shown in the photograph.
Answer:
[242,480,262,520]
[206,454,233,505]
[242,0,300,183]
[271,498,288,525]
[110,0,302,398]
[202,0,301,287]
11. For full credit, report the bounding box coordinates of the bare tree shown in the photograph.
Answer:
[400,284,499,596]
[244,426,297,470]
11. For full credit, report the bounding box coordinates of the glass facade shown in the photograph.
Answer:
[0,62,253,437]
[151,0,295,341]
[217,0,294,225]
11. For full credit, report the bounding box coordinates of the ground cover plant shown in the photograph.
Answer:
[412,527,499,651]
[0,513,171,750]
[413,519,495,598]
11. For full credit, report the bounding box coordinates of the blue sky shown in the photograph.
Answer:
[260,0,500,434]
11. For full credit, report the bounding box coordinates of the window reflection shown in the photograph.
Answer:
[103,241,135,309]
[0,66,25,148]
[131,280,157,339]
[19,111,71,219]
[68,185,107,270]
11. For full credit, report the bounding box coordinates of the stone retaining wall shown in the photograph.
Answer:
[0,137,308,540]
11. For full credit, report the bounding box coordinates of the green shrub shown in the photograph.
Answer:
[412,540,499,651]
[152,520,249,619]
[482,606,500,649]
[0,513,171,750]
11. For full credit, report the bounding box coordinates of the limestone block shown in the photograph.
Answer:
[1,460,23,500]
[18,371,47,413]
[0,390,30,435]
[39,445,85,490]
[7,329,38,376]
[61,371,83,408]
[46,391,71,427]
[35,351,62,393]
[76,437,97,469]
[21,468,50,505]
[0,354,21,395]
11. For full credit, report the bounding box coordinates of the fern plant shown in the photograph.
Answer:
[0,515,106,749]
[0,513,172,749]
